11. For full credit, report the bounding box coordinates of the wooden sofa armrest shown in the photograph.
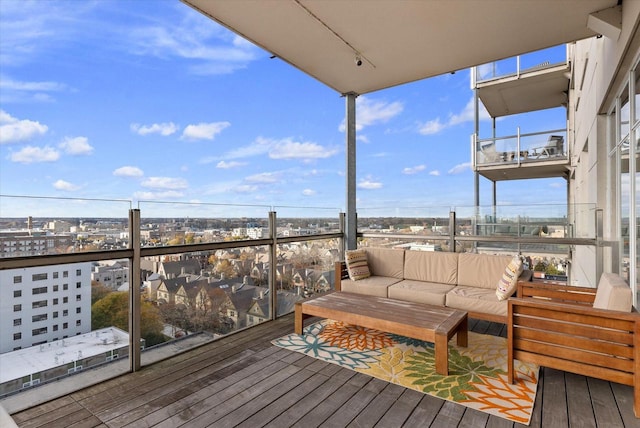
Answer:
[517,280,596,306]
[334,261,348,292]
[507,297,640,417]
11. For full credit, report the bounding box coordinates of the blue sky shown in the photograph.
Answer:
[0,1,567,218]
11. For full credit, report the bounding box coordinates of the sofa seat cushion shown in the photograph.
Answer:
[388,280,455,306]
[446,286,508,317]
[365,247,405,279]
[340,276,401,297]
[403,250,458,284]
[457,253,513,290]
[593,272,633,312]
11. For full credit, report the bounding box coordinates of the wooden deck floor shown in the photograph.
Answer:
[9,314,639,428]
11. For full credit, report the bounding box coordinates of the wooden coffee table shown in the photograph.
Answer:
[295,291,468,376]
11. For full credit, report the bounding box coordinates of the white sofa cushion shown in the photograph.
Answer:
[388,280,455,306]
[403,250,458,284]
[340,276,401,297]
[365,247,405,279]
[457,253,513,290]
[446,286,508,317]
[593,272,633,312]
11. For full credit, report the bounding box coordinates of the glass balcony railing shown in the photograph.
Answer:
[0,195,600,399]
[474,128,568,167]
[475,45,568,84]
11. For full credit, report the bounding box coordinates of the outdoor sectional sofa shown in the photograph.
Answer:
[334,247,531,324]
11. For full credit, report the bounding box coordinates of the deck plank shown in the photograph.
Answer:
[7,315,636,428]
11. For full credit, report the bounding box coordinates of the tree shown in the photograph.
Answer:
[92,292,167,346]
[91,281,112,305]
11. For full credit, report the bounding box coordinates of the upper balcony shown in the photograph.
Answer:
[474,46,571,118]
[473,128,570,181]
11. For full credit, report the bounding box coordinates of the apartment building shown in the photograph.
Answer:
[0,263,92,354]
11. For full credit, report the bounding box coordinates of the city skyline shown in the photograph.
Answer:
[0,1,568,218]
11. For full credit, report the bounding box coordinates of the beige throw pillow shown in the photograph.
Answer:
[496,255,524,300]
[345,249,371,281]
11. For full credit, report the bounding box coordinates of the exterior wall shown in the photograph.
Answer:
[569,4,640,300]
[0,263,92,354]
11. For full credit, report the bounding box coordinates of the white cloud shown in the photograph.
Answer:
[134,190,184,200]
[216,160,246,169]
[269,139,338,160]
[234,184,258,193]
[429,170,440,176]
[245,172,281,184]
[0,76,68,102]
[302,189,316,196]
[181,121,230,140]
[358,176,383,190]
[417,97,491,136]
[402,165,426,175]
[0,110,48,144]
[131,122,178,136]
[10,145,59,163]
[418,118,446,135]
[339,96,404,132]
[59,136,93,155]
[53,179,80,191]
[113,166,144,177]
[141,177,188,189]
[448,162,472,174]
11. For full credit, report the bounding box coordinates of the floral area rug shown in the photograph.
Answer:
[272,320,539,425]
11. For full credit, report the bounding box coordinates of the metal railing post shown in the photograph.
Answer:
[339,212,346,261]
[449,211,456,253]
[129,208,141,372]
[269,211,277,320]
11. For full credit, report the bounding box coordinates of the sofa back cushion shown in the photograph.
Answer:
[457,253,513,289]
[403,250,458,284]
[593,272,633,312]
[364,247,405,279]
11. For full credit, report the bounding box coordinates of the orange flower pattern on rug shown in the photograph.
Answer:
[319,321,395,351]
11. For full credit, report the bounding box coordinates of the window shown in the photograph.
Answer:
[53,272,59,279]
[32,327,48,336]
[76,320,81,327]
[53,285,59,292]
[32,273,48,281]
[76,282,82,289]
[76,269,82,276]
[76,307,81,314]
[13,276,22,284]
[63,310,68,316]
[63,284,68,290]
[53,325,58,331]
[13,319,21,326]
[32,314,48,322]
[32,300,47,309]
[53,311,58,318]
[63,271,68,278]
[13,333,21,340]
[32,286,47,295]
[63,297,68,304]
[76,294,81,301]
[63,323,68,329]
[53,298,58,305]
[13,290,21,298]
[13,304,21,312]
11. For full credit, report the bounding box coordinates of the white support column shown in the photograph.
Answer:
[345,92,358,250]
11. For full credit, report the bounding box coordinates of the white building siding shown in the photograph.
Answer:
[0,263,92,354]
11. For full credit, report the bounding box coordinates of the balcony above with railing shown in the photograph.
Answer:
[473,128,570,181]
[474,46,570,118]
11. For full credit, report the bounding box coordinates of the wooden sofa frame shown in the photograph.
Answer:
[508,281,640,417]
[334,261,508,324]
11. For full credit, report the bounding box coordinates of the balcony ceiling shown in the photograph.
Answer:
[182,0,617,95]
